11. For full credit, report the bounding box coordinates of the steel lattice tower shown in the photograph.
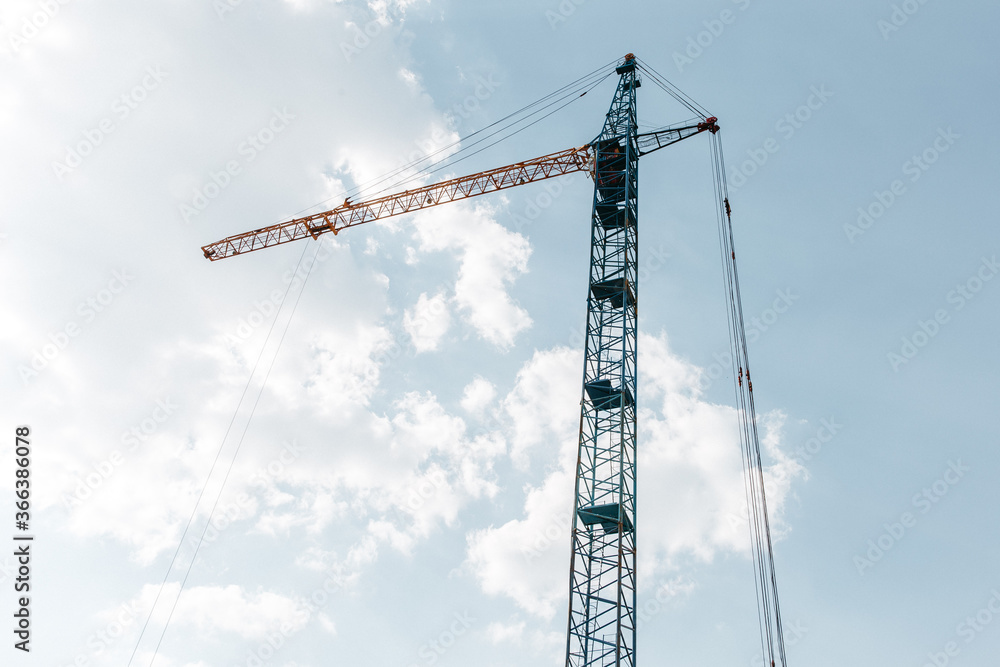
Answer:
[566,55,640,667]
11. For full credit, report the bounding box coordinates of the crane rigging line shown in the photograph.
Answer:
[708,129,788,667]
[634,58,712,118]
[126,239,321,667]
[364,68,614,196]
[343,62,617,204]
[243,59,619,237]
[630,56,789,663]
[710,134,771,664]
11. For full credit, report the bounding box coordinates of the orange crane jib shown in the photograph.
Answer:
[201,120,717,261]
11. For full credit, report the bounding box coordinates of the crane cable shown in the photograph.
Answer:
[635,57,788,662]
[635,58,712,119]
[708,129,788,667]
[270,59,619,230]
[345,64,617,203]
[126,239,321,667]
[633,55,788,663]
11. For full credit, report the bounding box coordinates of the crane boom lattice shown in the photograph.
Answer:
[201,145,592,260]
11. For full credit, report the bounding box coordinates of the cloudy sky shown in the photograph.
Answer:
[2,1,999,666]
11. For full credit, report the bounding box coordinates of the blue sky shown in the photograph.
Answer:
[2,1,998,666]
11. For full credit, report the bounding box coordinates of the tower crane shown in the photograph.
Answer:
[202,53,788,667]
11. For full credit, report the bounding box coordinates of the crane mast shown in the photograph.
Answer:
[565,54,640,667]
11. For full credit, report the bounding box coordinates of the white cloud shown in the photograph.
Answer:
[170,584,312,639]
[403,291,451,352]
[412,201,532,348]
[502,346,581,467]
[44,343,262,564]
[485,617,563,662]
[318,613,338,635]
[232,390,504,568]
[300,323,394,414]
[487,619,525,644]
[460,375,496,415]
[466,468,573,619]
[637,333,803,568]
[466,332,805,616]
[376,392,504,542]
[398,67,420,91]
[110,582,311,645]
[47,321,499,568]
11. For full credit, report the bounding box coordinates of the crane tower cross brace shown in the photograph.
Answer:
[200,54,788,667]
